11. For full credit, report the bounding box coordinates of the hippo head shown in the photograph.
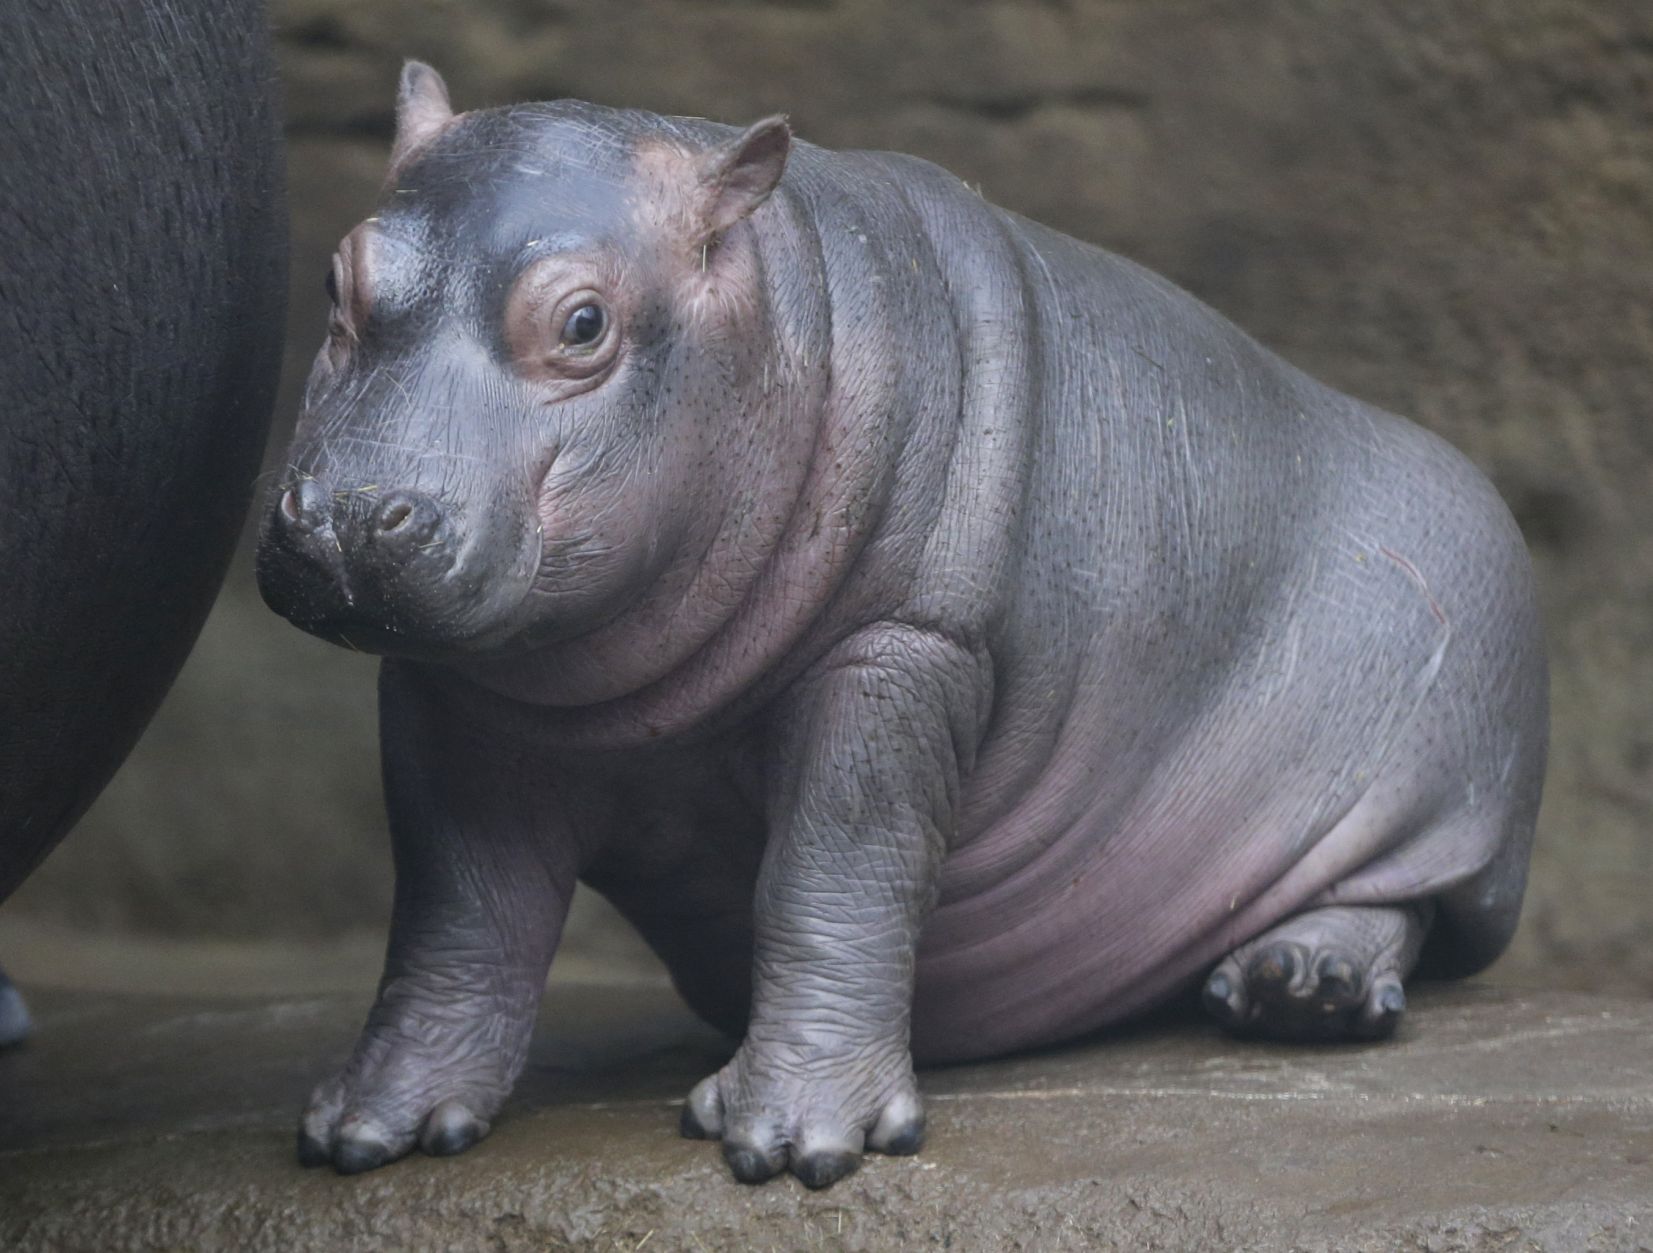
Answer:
[257,63,798,664]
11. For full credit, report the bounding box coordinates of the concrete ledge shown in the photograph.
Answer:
[1,943,1650,1252]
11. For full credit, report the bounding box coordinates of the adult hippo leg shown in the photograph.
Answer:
[1204,902,1433,1040]
[0,964,31,1048]
[299,663,591,1174]
[680,627,982,1189]
[1,0,284,1051]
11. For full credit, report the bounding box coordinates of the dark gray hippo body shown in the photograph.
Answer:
[258,66,1546,1187]
[0,2,287,1041]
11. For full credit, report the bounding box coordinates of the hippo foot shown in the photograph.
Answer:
[679,1042,926,1189]
[297,1012,516,1174]
[1203,903,1430,1041]
[0,964,32,1048]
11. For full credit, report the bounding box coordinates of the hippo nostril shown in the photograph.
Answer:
[372,490,442,547]
[278,479,329,535]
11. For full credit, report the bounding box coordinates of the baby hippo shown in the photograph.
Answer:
[258,63,1547,1188]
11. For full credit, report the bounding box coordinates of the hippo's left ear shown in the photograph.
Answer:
[389,61,456,178]
[696,116,792,239]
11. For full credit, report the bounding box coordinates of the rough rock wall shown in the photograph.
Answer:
[10,0,1651,990]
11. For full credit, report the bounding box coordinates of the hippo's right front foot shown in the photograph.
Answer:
[296,662,576,1175]
[298,994,529,1174]
[1203,903,1430,1041]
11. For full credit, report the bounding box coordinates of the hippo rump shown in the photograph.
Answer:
[0,1,287,1043]
[257,64,1547,1188]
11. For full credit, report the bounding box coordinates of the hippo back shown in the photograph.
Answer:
[0,0,287,898]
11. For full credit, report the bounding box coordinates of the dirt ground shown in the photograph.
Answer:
[3,925,1650,1252]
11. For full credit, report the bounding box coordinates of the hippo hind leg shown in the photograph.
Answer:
[0,962,32,1047]
[1203,903,1431,1041]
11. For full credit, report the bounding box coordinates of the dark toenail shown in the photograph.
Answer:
[1256,945,1298,984]
[793,1149,860,1189]
[1379,984,1406,1015]
[425,1125,475,1156]
[682,1077,724,1140]
[296,1130,330,1168]
[1319,959,1357,998]
[419,1101,487,1158]
[333,1138,394,1175]
[423,1120,481,1157]
[724,1143,783,1184]
[1202,971,1243,1023]
[879,1120,926,1156]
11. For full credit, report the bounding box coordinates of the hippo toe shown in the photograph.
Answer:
[1204,904,1430,1041]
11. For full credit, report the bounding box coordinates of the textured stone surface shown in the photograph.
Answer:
[2,935,1651,1252]
[6,1,1651,991]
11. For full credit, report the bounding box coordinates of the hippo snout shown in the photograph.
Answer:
[257,477,476,649]
[277,481,445,555]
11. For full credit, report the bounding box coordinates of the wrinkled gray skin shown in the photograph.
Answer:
[257,64,1547,1189]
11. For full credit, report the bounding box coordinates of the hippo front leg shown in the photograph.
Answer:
[681,626,983,1188]
[299,662,586,1174]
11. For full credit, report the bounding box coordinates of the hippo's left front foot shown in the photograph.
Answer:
[1203,903,1431,1041]
[680,1040,926,1189]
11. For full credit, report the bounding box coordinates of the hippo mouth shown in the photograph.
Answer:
[256,480,545,660]
[261,577,545,660]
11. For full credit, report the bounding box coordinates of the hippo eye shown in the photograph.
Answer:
[506,279,618,381]
[324,266,338,306]
[561,302,606,349]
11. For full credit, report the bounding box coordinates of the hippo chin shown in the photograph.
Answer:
[256,62,1547,1188]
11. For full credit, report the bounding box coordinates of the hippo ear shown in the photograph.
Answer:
[389,61,455,176]
[696,116,792,239]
